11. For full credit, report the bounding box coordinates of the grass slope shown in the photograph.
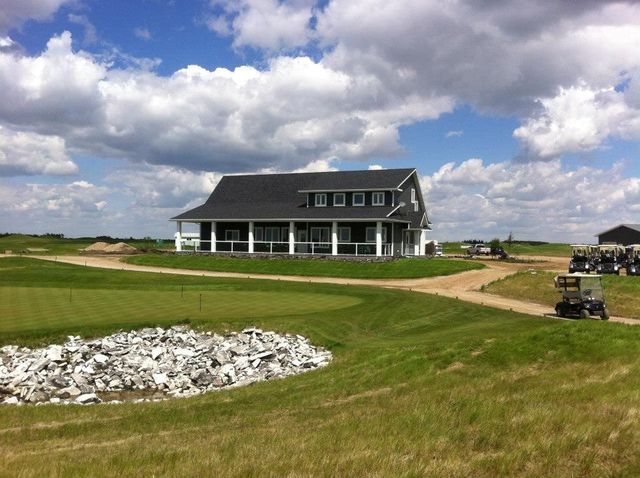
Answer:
[2,259,640,476]
[0,234,166,256]
[124,254,484,279]
[484,270,640,318]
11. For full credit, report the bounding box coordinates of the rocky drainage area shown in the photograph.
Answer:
[0,326,331,405]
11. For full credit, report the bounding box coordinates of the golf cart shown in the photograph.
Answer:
[568,244,593,273]
[554,273,609,320]
[626,244,640,276]
[595,244,625,275]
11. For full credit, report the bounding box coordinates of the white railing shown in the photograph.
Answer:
[177,239,392,256]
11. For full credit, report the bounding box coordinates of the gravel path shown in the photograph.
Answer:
[21,254,640,326]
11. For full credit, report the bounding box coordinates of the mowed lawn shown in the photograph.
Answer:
[484,270,640,319]
[3,258,640,476]
[124,254,484,279]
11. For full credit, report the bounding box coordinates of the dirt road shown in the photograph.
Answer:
[24,254,638,325]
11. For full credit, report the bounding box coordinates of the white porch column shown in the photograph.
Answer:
[211,222,216,252]
[414,231,420,256]
[331,221,338,256]
[175,221,183,252]
[418,229,426,256]
[376,221,382,257]
[248,221,254,253]
[289,221,295,255]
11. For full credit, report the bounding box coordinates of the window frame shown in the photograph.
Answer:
[365,227,387,243]
[315,193,327,207]
[353,192,365,206]
[333,192,346,207]
[253,226,264,242]
[225,229,240,241]
[265,227,280,242]
[310,227,330,243]
[372,192,385,206]
[337,227,351,242]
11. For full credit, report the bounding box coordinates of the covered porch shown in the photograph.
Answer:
[174,220,402,257]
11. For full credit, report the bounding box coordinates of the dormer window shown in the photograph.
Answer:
[315,193,327,207]
[353,192,365,206]
[372,192,385,206]
[333,192,345,206]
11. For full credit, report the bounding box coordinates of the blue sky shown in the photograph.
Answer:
[1,1,639,241]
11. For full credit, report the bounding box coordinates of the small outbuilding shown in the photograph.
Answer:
[596,224,640,245]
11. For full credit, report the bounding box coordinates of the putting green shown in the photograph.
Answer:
[0,286,361,336]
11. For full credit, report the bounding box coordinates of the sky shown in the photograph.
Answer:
[0,0,639,242]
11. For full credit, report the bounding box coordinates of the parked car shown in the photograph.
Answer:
[554,273,609,320]
[434,243,443,256]
[467,244,491,255]
[491,246,508,259]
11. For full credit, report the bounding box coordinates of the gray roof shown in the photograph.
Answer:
[172,168,422,224]
[596,224,640,236]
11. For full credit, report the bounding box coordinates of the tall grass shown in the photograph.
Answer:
[2,258,640,476]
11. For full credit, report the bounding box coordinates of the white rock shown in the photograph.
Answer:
[93,354,109,364]
[153,373,168,385]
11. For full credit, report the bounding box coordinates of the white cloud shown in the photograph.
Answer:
[0,126,77,176]
[445,130,463,138]
[0,180,109,217]
[368,164,384,170]
[207,0,315,50]
[133,27,151,41]
[513,82,640,158]
[0,0,73,33]
[422,158,640,242]
[108,165,222,208]
[0,32,452,176]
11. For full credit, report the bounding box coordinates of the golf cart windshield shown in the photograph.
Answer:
[578,276,604,301]
[572,247,588,258]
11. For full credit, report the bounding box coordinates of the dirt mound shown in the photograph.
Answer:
[83,242,110,252]
[104,242,137,253]
[82,242,138,254]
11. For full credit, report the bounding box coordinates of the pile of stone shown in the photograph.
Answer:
[0,326,331,405]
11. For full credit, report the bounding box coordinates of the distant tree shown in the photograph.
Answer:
[489,238,501,249]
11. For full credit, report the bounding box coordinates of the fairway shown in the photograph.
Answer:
[0,287,361,336]
[3,258,640,476]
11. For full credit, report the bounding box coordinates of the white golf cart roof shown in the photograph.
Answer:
[556,273,602,279]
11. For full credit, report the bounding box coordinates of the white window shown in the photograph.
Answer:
[333,192,346,206]
[265,227,280,242]
[310,227,330,243]
[338,227,351,242]
[315,193,327,207]
[353,192,365,206]
[254,226,264,241]
[366,227,387,243]
[411,188,418,211]
[372,192,385,206]
[225,230,240,241]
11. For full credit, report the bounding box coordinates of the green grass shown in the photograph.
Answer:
[4,258,640,476]
[0,233,168,256]
[124,254,484,279]
[444,242,570,257]
[483,270,640,318]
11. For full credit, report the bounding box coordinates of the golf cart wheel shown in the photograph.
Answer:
[555,305,565,318]
[579,309,590,320]
[602,308,610,321]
